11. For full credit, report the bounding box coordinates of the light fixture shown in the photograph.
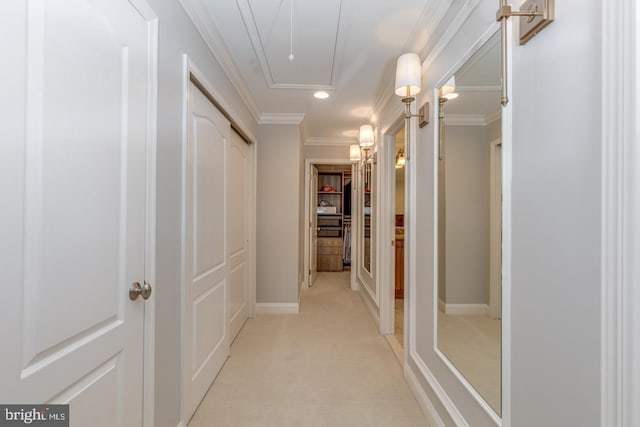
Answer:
[314,91,329,99]
[439,76,458,100]
[395,149,406,168]
[350,144,361,162]
[359,125,374,148]
[394,52,425,163]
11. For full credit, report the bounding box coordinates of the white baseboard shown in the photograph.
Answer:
[445,303,489,316]
[255,303,299,315]
[438,298,445,313]
[405,363,446,427]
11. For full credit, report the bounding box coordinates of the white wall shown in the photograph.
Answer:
[148,1,258,425]
[510,0,601,424]
[256,124,302,304]
[444,125,489,305]
[303,144,350,160]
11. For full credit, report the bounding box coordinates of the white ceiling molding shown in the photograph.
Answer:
[485,109,501,124]
[305,137,356,146]
[178,0,262,121]
[422,0,485,73]
[236,0,342,90]
[259,113,305,125]
[444,114,487,126]
[373,0,450,121]
[457,85,502,92]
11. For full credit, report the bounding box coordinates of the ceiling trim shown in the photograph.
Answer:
[457,85,502,92]
[444,114,487,126]
[178,0,262,121]
[305,137,356,146]
[259,113,305,125]
[236,0,342,90]
[373,0,451,121]
[423,0,486,73]
[485,109,501,124]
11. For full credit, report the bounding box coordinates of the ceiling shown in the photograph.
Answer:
[181,0,453,143]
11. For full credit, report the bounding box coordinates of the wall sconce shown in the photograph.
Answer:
[395,149,406,169]
[394,52,426,160]
[350,144,361,163]
[496,0,555,105]
[439,76,458,101]
[359,124,375,162]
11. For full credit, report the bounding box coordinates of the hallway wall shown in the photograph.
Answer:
[148,0,258,425]
[256,124,303,306]
[373,0,603,425]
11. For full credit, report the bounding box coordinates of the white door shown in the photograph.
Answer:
[309,166,319,285]
[184,81,230,422]
[228,130,253,341]
[0,1,153,426]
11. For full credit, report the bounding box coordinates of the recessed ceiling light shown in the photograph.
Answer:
[314,91,329,99]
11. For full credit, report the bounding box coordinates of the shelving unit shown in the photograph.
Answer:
[316,168,352,272]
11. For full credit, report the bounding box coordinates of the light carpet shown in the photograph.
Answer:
[188,272,429,427]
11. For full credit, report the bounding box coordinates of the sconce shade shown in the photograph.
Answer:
[359,125,374,148]
[440,76,456,97]
[350,144,361,162]
[394,53,422,97]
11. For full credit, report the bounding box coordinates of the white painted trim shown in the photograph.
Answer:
[444,114,487,126]
[258,113,305,125]
[444,303,489,316]
[601,0,639,425]
[304,137,356,146]
[358,285,381,329]
[489,138,502,320]
[456,85,502,92]
[379,117,405,337]
[255,303,299,315]
[410,351,470,426]
[438,298,446,313]
[422,0,486,71]
[405,365,446,427]
[177,0,262,123]
[500,18,514,426]
[139,3,158,425]
[434,348,501,424]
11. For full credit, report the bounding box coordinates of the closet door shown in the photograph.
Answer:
[184,81,230,422]
[228,130,253,341]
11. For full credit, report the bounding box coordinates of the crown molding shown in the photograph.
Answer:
[305,137,356,146]
[444,114,487,126]
[485,109,502,124]
[178,0,262,122]
[423,0,485,72]
[258,113,305,125]
[457,85,502,92]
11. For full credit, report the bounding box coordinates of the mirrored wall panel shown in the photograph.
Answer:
[436,30,502,416]
[362,157,372,273]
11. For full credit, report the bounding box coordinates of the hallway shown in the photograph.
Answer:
[188,272,428,427]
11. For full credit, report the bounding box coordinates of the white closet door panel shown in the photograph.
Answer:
[184,82,230,422]
[228,131,251,341]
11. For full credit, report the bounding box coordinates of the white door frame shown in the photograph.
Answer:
[303,158,354,289]
[601,0,639,425]
[489,138,502,320]
[380,117,406,336]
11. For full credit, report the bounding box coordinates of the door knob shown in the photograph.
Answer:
[129,281,152,301]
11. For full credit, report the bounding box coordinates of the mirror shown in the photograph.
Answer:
[436,31,502,415]
[362,154,373,274]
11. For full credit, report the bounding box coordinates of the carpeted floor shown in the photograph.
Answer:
[187,272,429,427]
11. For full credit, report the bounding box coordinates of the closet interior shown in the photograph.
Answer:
[315,164,352,272]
